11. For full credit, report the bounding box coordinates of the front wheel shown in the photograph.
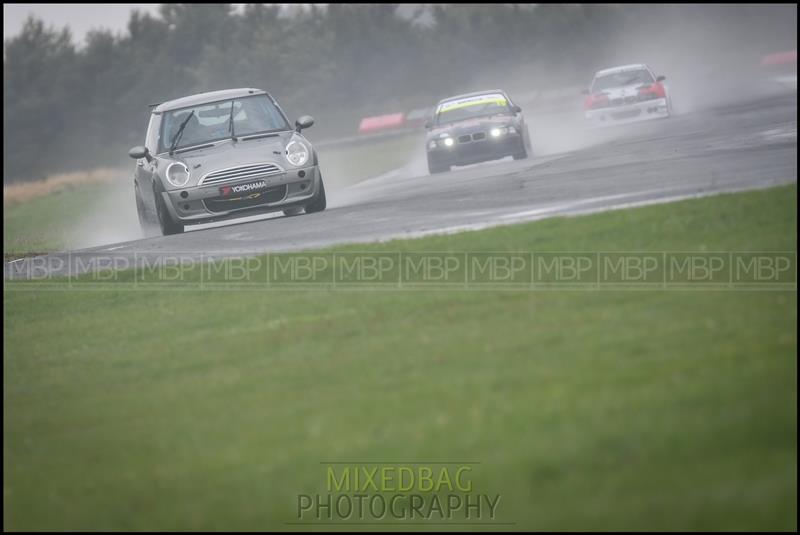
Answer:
[154,188,184,235]
[523,127,533,155]
[283,207,304,217]
[304,174,327,214]
[428,159,449,174]
[135,183,159,237]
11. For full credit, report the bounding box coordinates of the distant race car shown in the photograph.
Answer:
[425,90,532,174]
[128,88,326,236]
[583,64,672,127]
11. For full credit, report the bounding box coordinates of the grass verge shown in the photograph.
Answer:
[4,184,797,530]
[3,181,118,255]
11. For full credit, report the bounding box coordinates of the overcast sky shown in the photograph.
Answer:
[3,4,432,46]
[3,4,256,44]
[3,4,163,44]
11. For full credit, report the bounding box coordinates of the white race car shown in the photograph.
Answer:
[583,63,672,127]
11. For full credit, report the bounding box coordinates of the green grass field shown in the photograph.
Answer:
[3,182,116,255]
[4,185,797,530]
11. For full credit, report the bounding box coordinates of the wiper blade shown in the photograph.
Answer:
[240,132,280,142]
[174,143,215,154]
[169,110,195,155]
[228,100,237,142]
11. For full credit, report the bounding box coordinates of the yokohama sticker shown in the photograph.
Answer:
[220,180,267,196]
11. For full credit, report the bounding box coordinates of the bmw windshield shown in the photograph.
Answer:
[435,93,512,125]
[591,69,655,92]
[158,94,290,153]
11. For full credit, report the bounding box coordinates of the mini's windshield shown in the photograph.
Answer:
[435,93,511,125]
[158,94,290,153]
[591,69,655,92]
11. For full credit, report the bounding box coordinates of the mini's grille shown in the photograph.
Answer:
[200,163,283,186]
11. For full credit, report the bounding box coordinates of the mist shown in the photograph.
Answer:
[6,4,795,250]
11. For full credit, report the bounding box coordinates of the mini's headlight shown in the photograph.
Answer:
[165,162,190,187]
[443,137,455,147]
[285,140,310,167]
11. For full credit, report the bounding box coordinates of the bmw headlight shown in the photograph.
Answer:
[428,140,438,150]
[442,137,455,147]
[285,139,310,167]
[490,126,517,138]
[165,162,190,187]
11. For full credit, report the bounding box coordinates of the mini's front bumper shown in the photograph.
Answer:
[584,97,669,127]
[161,165,319,224]
[427,133,523,167]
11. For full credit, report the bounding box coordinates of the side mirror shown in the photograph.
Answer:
[128,146,149,160]
[511,104,522,114]
[295,115,314,132]
[656,75,666,82]
[424,119,433,130]
[581,88,590,95]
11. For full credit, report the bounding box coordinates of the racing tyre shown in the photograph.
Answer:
[135,183,159,237]
[524,128,533,156]
[154,187,184,235]
[512,143,528,161]
[305,174,327,214]
[428,160,449,174]
[283,207,304,217]
[135,184,149,230]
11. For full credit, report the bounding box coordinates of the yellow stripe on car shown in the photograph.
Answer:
[437,95,507,113]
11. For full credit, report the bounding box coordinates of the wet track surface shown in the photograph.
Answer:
[5,93,797,279]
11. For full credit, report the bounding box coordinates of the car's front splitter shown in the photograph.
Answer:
[428,136,523,167]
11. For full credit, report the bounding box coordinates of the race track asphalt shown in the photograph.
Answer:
[5,92,796,280]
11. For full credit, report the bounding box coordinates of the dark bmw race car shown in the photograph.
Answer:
[425,89,532,174]
[129,87,326,236]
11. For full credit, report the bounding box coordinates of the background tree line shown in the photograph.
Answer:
[3,3,796,183]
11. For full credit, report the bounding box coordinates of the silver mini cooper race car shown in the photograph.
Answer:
[129,88,326,235]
